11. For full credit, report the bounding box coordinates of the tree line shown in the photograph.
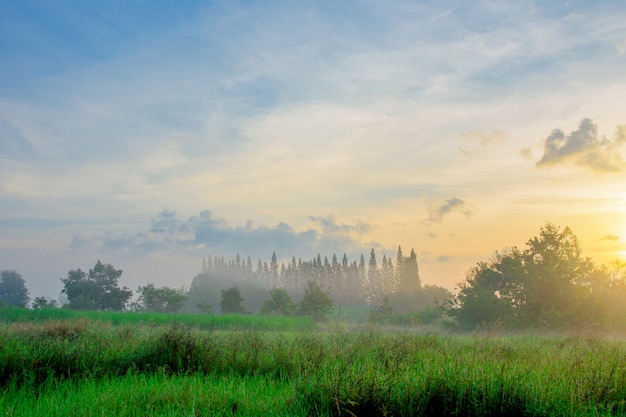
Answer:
[4,223,624,329]
[1,246,439,322]
[190,246,422,307]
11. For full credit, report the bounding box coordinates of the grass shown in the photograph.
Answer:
[1,309,626,416]
[0,306,316,331]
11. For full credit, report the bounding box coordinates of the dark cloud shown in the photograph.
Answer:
[437,255,450,262]
[536,119,626,172]
[426,197,472,223]
[95,209,367,260]
[600,234,620,242]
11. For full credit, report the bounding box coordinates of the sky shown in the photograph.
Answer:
[1,0,626,301]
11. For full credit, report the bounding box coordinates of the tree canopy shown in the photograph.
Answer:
[260,288,296,316]
[299,280,334,321]
[450,223,619,329]
[136,283,187,313]
[61,261,132,311]
[220,286,245,314]
[0,269,29,307]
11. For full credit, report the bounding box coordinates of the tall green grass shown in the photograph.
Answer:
[1,315,625,416]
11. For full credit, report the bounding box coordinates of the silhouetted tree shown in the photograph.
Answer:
[0,269,29,307]
[31,296,56,309]
[397,248,421,293]
[220,286,245,314]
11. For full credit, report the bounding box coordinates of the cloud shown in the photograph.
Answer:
[519,148,533,160]
[600,234,620,242]
[437,255,451,263]
[536,119,626,173]
[458,130,506,158]
[90,209,367,260]
[308,214,371,235]
[461,130,506,146]
[149,209,181,234]
[425,197,472,223]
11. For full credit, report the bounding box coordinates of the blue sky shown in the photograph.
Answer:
[1,0,626,300]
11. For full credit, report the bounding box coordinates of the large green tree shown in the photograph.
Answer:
[451,223,608,329]
[137,283,187,313]
[0,269,29,307]
[61,261,132,311]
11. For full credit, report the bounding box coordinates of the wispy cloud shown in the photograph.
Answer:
[536,119,626,173]
[425,197,472,224]
[600,234,620,242]
[458,129,506,157]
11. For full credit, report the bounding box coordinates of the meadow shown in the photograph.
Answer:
[1,308,625,416]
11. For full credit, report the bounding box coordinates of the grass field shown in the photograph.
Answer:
[1,308,625,416]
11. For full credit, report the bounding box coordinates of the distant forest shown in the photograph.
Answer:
[188,246,451,314]
[4,223,626,331]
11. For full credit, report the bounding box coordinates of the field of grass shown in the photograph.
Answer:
[1,308,625,416]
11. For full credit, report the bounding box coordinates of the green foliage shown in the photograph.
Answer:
[0,306,315,331]
[0,269,29,307]
[389,283,452,314]
[451,223,614,330]
[299,280,333,321]
[60,261,132,311]
[369,296,393,324]
[136,283,187,313]
[220,286,245,314]
[260,288,296,316]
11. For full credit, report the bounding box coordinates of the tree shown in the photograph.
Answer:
[220,286,245,314]
[299,280,333,321]
[60,261,132,311]
[0,269,29,307]
[520,223,586,325]
[451,223,606,329]
[137,283,187,313]
[397,248,421,293]
[450,252,524,328]
[187,272,219,313]
[260,288,296,316]
[32,296,57,309]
